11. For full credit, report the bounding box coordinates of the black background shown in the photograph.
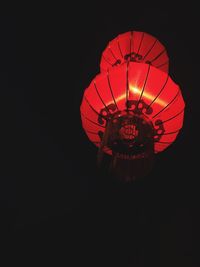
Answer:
[1,3,199,266]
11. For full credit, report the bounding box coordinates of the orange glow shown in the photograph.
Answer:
[105,85,167,107]
[129,85,167,107]
[105,93,126,106]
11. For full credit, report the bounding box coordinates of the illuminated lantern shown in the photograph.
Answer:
[80,31,185,181]
[100,31,169,73]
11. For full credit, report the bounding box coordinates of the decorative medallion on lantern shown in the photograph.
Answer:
[80,31,185,181]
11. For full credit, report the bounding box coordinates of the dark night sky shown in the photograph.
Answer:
[0,4,199,266]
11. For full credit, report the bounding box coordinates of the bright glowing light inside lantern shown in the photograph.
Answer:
[129,85,167,107]
[105,85,167,107]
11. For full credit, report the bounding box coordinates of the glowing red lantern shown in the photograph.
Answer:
[80,32,185,180]
[100,31,169,73]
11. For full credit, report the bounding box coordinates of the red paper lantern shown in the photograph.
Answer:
[80,31,185,180]
[80,62,184,154]
[100,31,169,73]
